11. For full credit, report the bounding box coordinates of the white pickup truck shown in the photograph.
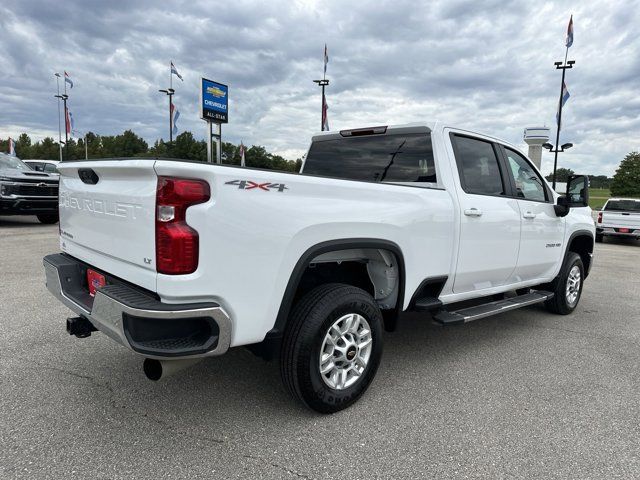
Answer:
[44,123,595,413]
[596,198,640,242]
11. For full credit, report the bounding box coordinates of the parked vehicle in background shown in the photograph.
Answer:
[0,153,59,224]
[43,123,594,412]
[596,198,640,242]
[24,159,60,175]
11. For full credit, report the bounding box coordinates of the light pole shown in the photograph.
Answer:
[55,93,69,161]
[551,59,575,189]
[544,142,574,189]
[159,88,175,144]
[313,79,329,131]
[54,73,63,162]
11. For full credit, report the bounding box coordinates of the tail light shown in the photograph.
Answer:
[156,176,210,275]
[597,211,603,224]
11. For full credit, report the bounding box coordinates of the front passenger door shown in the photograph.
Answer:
[501,147,565,282]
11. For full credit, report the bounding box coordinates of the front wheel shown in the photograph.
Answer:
[545,252,584,315]
[280,283,383,413]
[37,214,59,224]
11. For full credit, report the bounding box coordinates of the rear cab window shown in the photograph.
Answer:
[303,133,436,185]
[604,200,640,212]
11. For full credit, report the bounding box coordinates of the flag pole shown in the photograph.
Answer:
[313,44,329,131]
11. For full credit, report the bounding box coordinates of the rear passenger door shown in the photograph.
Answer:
[449,134,521,294]
[499,146,565,282]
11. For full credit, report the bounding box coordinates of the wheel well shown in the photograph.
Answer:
[294,248,400,310]
[568,234,593,277]
[270,240,405,339]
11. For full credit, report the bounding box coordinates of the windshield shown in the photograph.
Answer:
[304,133,436,184]
[604,200,640,212]
[0,153,31,171]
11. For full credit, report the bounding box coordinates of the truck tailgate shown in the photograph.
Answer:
[57,160,158,292]
[602,211,640,228]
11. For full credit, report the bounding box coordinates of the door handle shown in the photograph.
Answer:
[464,208,483,217]
[523,211,537,219]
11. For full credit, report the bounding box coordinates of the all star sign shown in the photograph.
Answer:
[200,78,228,123]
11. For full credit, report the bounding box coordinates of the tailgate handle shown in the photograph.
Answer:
[78,168,99,185]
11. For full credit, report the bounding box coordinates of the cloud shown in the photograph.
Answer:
[0,0,639,175]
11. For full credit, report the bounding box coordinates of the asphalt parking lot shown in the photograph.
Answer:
[1,216,639,479]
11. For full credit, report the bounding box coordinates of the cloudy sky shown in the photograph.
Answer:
[1,0,639,175]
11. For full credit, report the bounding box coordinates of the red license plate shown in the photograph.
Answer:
[87,269,106,297]
[619,228,630,233]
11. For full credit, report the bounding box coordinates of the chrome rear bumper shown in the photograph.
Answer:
[43,253,232,359]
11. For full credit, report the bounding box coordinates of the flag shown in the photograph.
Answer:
[565,15,574,48]
[323,44,329,76]
[8,137,16,156]
[239,141,246,167]
[322,93,329,131]
[65,106,74,136]
[170,103,180,135]
[171,62,183,81]
[556,81,570,126]
[64,71,73,88]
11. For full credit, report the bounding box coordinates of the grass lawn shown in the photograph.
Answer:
[589,188,611,210]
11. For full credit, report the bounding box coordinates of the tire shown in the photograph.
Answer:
[595,233,604,243]
[280,283,383,413]
[37,214,59,224]
[545,252,584,315]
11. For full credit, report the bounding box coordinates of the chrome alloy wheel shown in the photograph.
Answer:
[319,313,373,390]
[565,265,581,307]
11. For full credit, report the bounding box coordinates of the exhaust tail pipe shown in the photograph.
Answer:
[143,358,203,381]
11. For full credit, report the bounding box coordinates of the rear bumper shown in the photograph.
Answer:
[43,253,232,359]
[0,197,58,215]
[596,227,640,238]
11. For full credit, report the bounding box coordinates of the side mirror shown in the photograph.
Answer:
[554,195,570,217]
[567,174,589,207]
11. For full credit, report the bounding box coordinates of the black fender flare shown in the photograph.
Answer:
[564,230,595,277]
[267,238,406,337]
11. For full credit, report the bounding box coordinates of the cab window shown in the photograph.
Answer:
[504,148,548,202]
[452,135,505,196]
[29,162,45,172]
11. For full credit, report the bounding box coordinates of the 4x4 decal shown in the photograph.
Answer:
[225,180,288,192]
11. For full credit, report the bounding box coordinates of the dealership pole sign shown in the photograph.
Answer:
[200,78,228,163]
[201,78,228,123]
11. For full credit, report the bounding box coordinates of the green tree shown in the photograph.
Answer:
[34,137,61,160]
[588,175,612,189]
[545,167,575,183]
[610,152,640,197]
[171,131,207,161]
[0,131,300,171]
[15,133,32,158]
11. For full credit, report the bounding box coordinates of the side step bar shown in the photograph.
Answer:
[434,291,554,325]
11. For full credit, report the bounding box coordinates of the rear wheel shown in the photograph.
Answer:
[595,233,604,243]
[37,214,59,224]
[280,283,383,413]
[545,252,584,315]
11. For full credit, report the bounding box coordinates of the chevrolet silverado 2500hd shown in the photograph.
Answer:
[44,123,595,413]
[595,198,640,242]
[0,153,59,223]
